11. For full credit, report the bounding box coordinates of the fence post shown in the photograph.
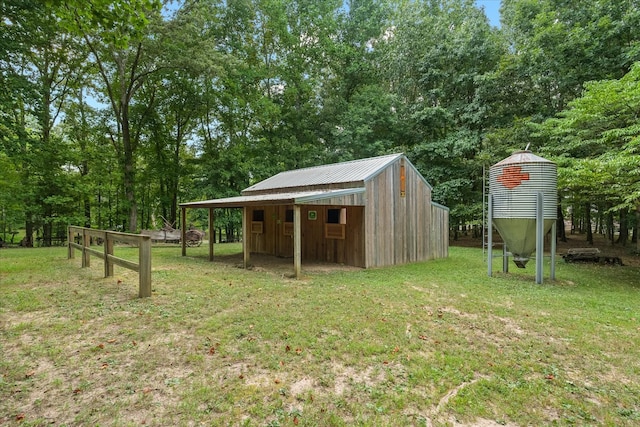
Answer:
[139,236,152,298]
[68,227,74,259]
[82,229,91,268]
[104,232,114,278]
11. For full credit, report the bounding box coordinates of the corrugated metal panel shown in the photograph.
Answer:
[242,153,403,195]
[489,155,557,219]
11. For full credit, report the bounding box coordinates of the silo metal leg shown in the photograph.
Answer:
[503,243,509,273]
[536,193,544,284]
[551,221,556,280]
[488,195,493,277]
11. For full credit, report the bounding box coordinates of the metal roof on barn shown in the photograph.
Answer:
[242,153,403,195]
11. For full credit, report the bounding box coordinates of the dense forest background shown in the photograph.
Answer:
[1,0,639,248]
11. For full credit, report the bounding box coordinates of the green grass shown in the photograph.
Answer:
[1,244,639,426]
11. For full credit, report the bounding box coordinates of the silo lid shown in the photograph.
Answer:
[493,150,555,167]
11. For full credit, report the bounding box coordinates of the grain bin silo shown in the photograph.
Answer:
[487,149,557,283]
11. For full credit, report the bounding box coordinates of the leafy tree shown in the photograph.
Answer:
[59,0,162,232]
[539,63,640,248]
[380,0,504,231]
[1,0,87,245]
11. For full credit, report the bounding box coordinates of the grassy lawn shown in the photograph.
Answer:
[1,244,639,426]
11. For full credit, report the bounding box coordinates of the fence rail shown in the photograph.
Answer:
[67,226,152,298]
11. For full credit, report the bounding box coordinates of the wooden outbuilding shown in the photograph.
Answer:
[180,153,449,277]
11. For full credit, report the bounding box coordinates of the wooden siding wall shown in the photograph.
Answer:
[364,159,448,267]
[430,204,449,259]
[247,205,365,267]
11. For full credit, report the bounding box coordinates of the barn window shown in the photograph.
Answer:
[283,209,294,236]
[326,208,346,224]
[325,208,346,239]
[251,209,264,234]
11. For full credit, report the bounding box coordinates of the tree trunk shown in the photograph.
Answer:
[585,202,593,245]
[636,204,640,253]
[122,105,138,233]
[557,203,566,242]
[607,208,614,245]
[25,216,34,247]
[617,208,629,246]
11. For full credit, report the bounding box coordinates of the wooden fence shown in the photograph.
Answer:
[67,226,152,298]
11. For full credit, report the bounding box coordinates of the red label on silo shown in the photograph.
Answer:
[497,166,530,189]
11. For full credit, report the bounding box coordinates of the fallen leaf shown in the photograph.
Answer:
[73,388,82,394]
[392,346,400,353]
[132,340,137,346]
[293,416,299,425]
[97,343,104,349]
[383,360,389,365]
[208,347,216,355]
[274,378,281,384]
[16,413,25,421]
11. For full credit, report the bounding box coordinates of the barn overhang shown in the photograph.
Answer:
[179,187,366,278]
[179,188,366,209]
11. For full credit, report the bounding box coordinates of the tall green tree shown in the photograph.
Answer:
[59,0,162,232]
[381,0,504,230]
[1,0,87,245]
[539,63,640,248]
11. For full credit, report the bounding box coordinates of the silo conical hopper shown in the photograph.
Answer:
[489,150,557,268]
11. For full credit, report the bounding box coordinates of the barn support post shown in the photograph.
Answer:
[243,206,250,268]
[294,204,301,278]
[181,207,186,256]
[536,192,544,284]
[208,207,214,262]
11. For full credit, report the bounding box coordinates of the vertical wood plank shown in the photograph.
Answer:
[243,206,250,268]
[181,207,187,256]
[208,207,214,262]
[82,229,90,268]
[139,236,152,298]
[67,227,73,259]
[104,234,114,277]
[294,205,301,278]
